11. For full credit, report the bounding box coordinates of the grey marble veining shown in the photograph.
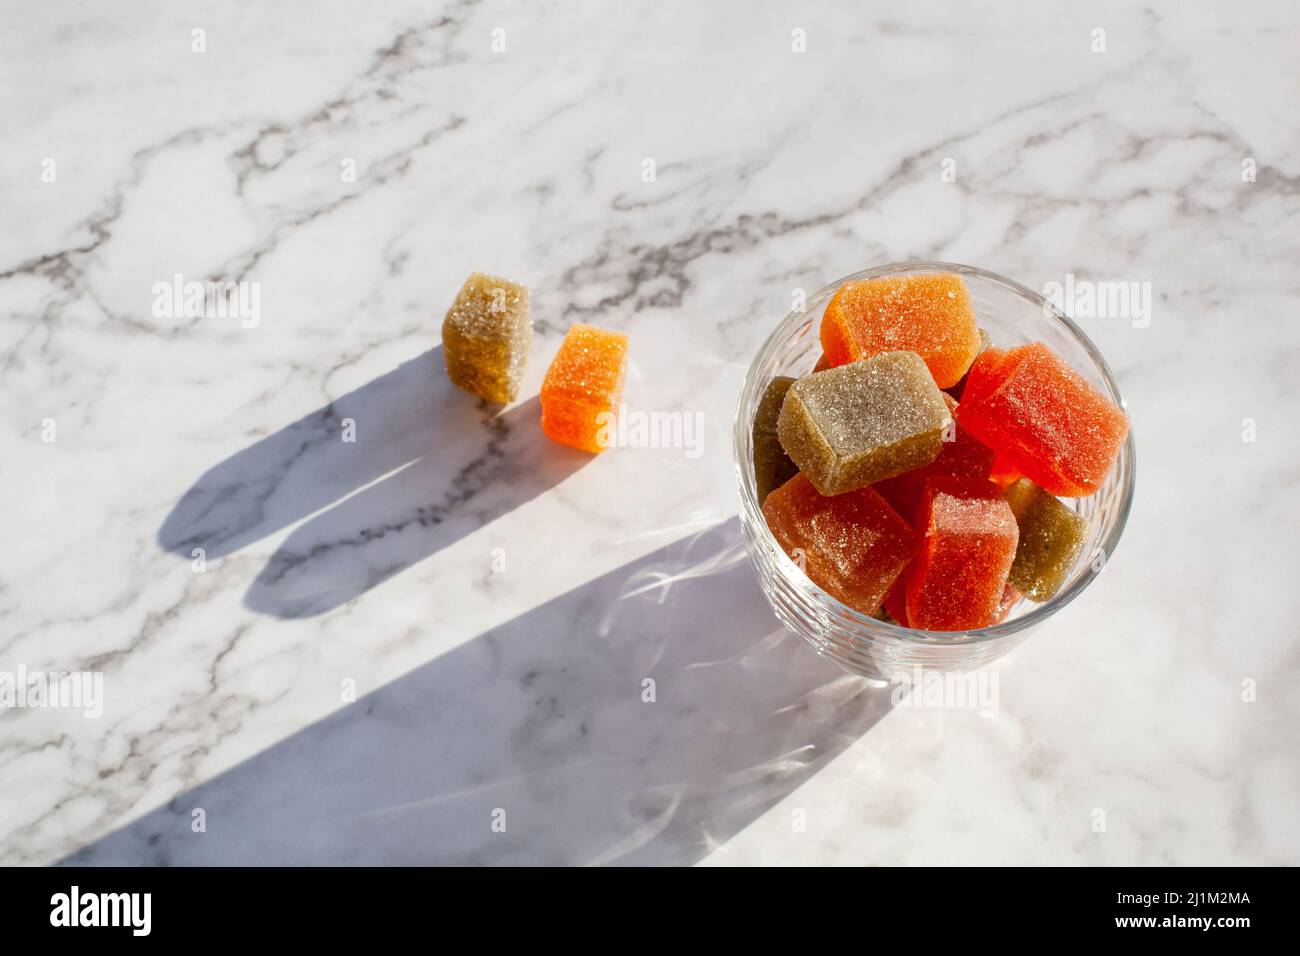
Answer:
[1,1,1297,865]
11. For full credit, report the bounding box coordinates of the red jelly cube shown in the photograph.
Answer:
[762,473,918,616]
[905,476,1018,631]
[987,452,1022,489]
[873,394,996,523]
[956,342,1129,497]
[958,346,1024,407]
[990,584,1023,624]
[882,568,910,626]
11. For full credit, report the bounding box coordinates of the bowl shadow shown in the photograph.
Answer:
[71,519,897,865]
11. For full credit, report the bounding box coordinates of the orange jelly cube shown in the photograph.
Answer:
[540,324,629,453]
[956,342,1129,497]
[762,473,917,616]
[819,273,982,388]
[905,477,1018,631]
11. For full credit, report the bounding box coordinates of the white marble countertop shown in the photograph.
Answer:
[2,0,1298,866]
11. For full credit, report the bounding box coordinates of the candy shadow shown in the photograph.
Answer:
[159,347,451,560]
[66,519,897,866]
[243,394,585,618]
[157,346,585,617]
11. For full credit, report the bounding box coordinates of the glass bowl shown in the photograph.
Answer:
[733,261,1136,682]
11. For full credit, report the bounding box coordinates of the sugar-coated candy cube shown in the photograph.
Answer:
[990,584,1023,624]
[905,476,1019,631]
[752,376,799,502]
[819,273,982,388]
[987,452,1022,489]
[956,342,1129,496]
[442,272,532,403]
[873,393,996,523]
[882,568,910,626]
[778,351,951,496]
[883,481,1013,632]
[902,574,1018,625]
[762,474,917,615]
[957,346,1021,407]
[946,326,992,399]
[754,440,797,504]
[540,324,629,453]
[1003,478,1090,601]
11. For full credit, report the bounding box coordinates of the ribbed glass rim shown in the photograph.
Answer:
[732,260,1137,647]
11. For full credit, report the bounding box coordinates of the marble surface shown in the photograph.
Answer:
[2,0,1298,866]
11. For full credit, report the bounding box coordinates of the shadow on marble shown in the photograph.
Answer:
[160,348,451,560]
[157,346,588,617]
[65,519,897,865]
[242,394,587,618]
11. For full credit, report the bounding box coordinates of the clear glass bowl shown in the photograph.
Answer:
[733,261,1136,682]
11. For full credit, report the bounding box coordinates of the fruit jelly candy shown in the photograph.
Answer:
[812,352,832,373]
[987,452,1022,489]
[946,326,992,400]
[956,342,1129,496]
[752,376,799,502]
[540,323,629,453]
[819,273,982,388]
[442,272,532,403]
[957,345,1022,407]
[905,476,1018,631]
[990,584,1023,624]
[777,351,951,496]
[873,393,996,523]
[754,439,798,505]
[754,376,793,435]
[886,566,1019,629]
[1002,478,1090,601]
[762,473,917,615]
[882,567,910,626]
